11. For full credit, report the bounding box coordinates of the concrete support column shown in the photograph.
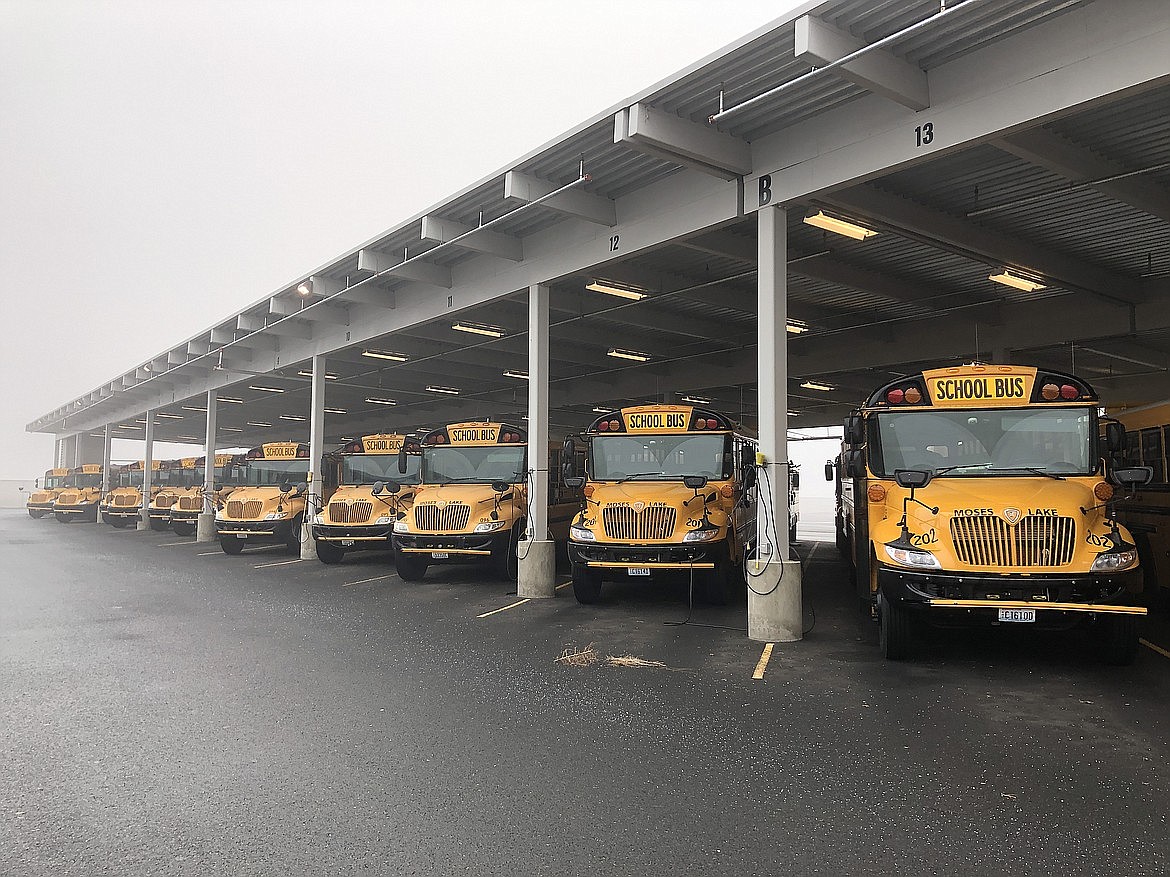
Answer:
[101,425,113,497]
[71,434,83,468]
[54,437,64,469]
[197,389,218,542]
[301,355,326,560]
[518,282,555,598]
[138,410,155,531]
[749,205,802,643]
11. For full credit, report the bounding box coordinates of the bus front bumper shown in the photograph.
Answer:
[215,520,296,542]
[54,503,98,515]
[393,532,504,562]
[878,565,1145,627]
[568,540,719,577]
[313,524,394,547]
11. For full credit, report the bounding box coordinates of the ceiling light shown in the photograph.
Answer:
[181,405,207,412]
[119,424,143,430]
[680,395,711,405]
[365,397,397,406]
[503,370,529,380]
[585,280,647,301]
[592,407,611,414]
[155,413,184,420]
[426,385,461,395]
[135,418,147,424]
[249,385,285,394]
[221,427,244,433]
[324,407,347,415]
[451,321,505,338]
[296,281,312,296]
[219,397,244,404]
[607,348,650,362]
[362,349,409,362]
[279,414,307,422]
[176,434,199,441]
[247,421,272,428]
[803,210,878,241]
[786,321,809,334]
[800,381,834,392]
[989,270,1046,292]
[788,411,800,417]
[297,370,338,380]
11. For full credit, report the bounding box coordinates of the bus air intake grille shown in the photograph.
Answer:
[414,503,471,532]
[114,494,137,507]
[330,501,373,524]
[602,506,677,541]
[57,492,80,505]
[949,515,1076,567]
[178,495,202,511]
[154,493,176,507]
[227,500,263,520]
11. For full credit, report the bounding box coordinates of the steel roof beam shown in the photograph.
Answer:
[614,104,752,181]
[269,295,349,325]
[794,14,929,112]
[419,215,524,262]
[356,248,452,288]
[993,128,1170,224]
[504,171,617,226]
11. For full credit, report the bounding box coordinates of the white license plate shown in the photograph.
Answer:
[627,567,651,576]
[340,540,354,547]
[431,552,449,560]
[998,608,1036,623]
[236,534,247,540]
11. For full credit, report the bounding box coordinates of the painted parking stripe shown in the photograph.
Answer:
[157,541,195,547]
[254,559,307,570]
[555,581,573,591]
[1140,638,1170,660]
[752,642,775,680]
[197,551,221,556]
[477,598,530,619]
[343,573,396,587]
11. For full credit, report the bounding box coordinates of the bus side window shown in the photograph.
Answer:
[1140,427,1165,484]
[1124,431,1142,468]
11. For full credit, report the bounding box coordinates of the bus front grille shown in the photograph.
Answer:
[330,501,374,524]
[178,496,202,511]
[414,503,471,532]
[154,493,176,507]
[57,492,80,505]
[114,494,137,507]
[949,515,1076,567]
[602,506,677,541]
[226,500,263,520]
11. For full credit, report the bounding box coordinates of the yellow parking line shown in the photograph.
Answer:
[156,541,194,547]
[197,551,221,556]
[477,598,530,619]
[752,642,775,680]
[555,581,573,591]
[343,574,396,587]
[254,559,306,570]
[1140,638,1170,660]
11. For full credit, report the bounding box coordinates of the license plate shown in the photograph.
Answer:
[431,552,449,560]
[627,567,651,576]
[998,608,1036,623]
[340,540,354,547]
[236,533,247,540]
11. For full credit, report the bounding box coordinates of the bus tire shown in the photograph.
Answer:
[394,547,428,582]
[702,556,741,606]
[55,513,71,524]
[284,516,303,554]
[1134,534,1169,612]
[171,521,195,538]
[110,519,130,529]
[220,537,245,555]
[571,563,602,604]
[878,593,914,660]
[28,509,46,519]
[1098,615,1139,666]
[493,527,521,581]
[149,518,169,532]
[316,541,345,565]
[789,521,798,544]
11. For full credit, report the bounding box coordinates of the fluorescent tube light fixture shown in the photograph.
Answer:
[249,385,285,394]
[279,414,307,422]
[503,370,529,380]
[247,421,272,428]
[585,280,647,301]
[181,405,207,412]
[362,349,409,362]
[365,397,397,407]
[426,385,460,395]
[297,370,338,380]
[800,381,834,392]
[451,321,505,338]
[989,270,1046,292]
[803,210,878,241]
[680,396,711,405]
[607,348,650,362]
[219,397,244,404]
[324,407,347,415]
[155,413,184,420]
[786,321,809,334]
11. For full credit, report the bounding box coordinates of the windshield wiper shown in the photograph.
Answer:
[987,466,1065,481]
[617,472,668,482]
[931,464,991,475]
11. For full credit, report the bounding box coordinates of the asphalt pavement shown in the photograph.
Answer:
[1,509,1167,876]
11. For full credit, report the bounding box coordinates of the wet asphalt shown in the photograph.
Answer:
[1,509,1167,876]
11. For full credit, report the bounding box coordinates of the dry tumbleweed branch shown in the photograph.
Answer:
[605,655,667,669]
[555,643,599,666]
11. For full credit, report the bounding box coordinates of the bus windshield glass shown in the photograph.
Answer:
[45,475,69,490]
[241,460,310,486]
[590,434,733,481]
[422,447,525,485]
[870,408,1093,477]
[343,454,421,486]
[76,474,103,489]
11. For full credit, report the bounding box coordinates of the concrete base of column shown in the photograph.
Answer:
[300,520,316,561]
[137,510,150,531]
[196,513,216,543]
[517,540,556,598]
[747,558,803,642]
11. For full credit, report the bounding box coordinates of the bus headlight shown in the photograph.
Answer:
[570,525,595,542]
[884,544,941,569]
[474,521,507,532]
[264,512,287,521]
[1090,549,1138,572]
[683,528,720,542]
[393,521,410,533]
[375,515,394,525]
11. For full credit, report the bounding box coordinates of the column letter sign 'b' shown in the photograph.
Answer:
[758,174,772,208]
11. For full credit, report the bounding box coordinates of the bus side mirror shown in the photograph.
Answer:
[894,469,933,490]
[34,478,40,488]
[564,476,584,489]
[824,461,834,482]
[683,475,708,490]
[790,469,800,490]
[386,481,402,495]
[296,482,307,495]
[843,414,864,448]
[845,449,866,479]
[279,481,292,494]
[372,481,384,496]
[1110,466,1152,488]
[397,448,408,475]
[491,480,509,493]
[561,438,578,479]
[741,465,756,491]
[1104,421,1126,454]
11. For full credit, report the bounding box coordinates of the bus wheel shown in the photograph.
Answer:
[789,521,798,544]
[284,516,303,554]
[171,521,195,538]
[316,541,345,564]
[28,509,45,519]
[702,557,741,606]
[878,593,915,660]
[394,547,428,582]
[493,528,520,581]
[149,518,169,532]
[1098,615,1139,666]
[110,519,129,529]
[571,563,602,604]
[220,537,245,555]
[55,513,71,524]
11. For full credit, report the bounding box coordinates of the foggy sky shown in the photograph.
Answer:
[0,0,801,479]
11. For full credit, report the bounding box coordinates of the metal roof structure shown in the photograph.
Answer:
[30,0,1170,455]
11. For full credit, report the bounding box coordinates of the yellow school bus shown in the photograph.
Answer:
[311,433,422,564]
[215,442,331,555]
[834,364,1150,663]
[147,458,198,531]
[391,421,580,581]
[169,454,245,537]
[1111,399,1170,608]
[26,468,72,518]
[564,404,758,605]
[101,460,164,528]
[53,464,104,523]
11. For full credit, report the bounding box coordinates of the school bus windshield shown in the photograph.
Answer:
[343,454,421,486]
[422,447,525,484]
[870,407,1093,477]
[241,460,309,486]
[590,434,733,481]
